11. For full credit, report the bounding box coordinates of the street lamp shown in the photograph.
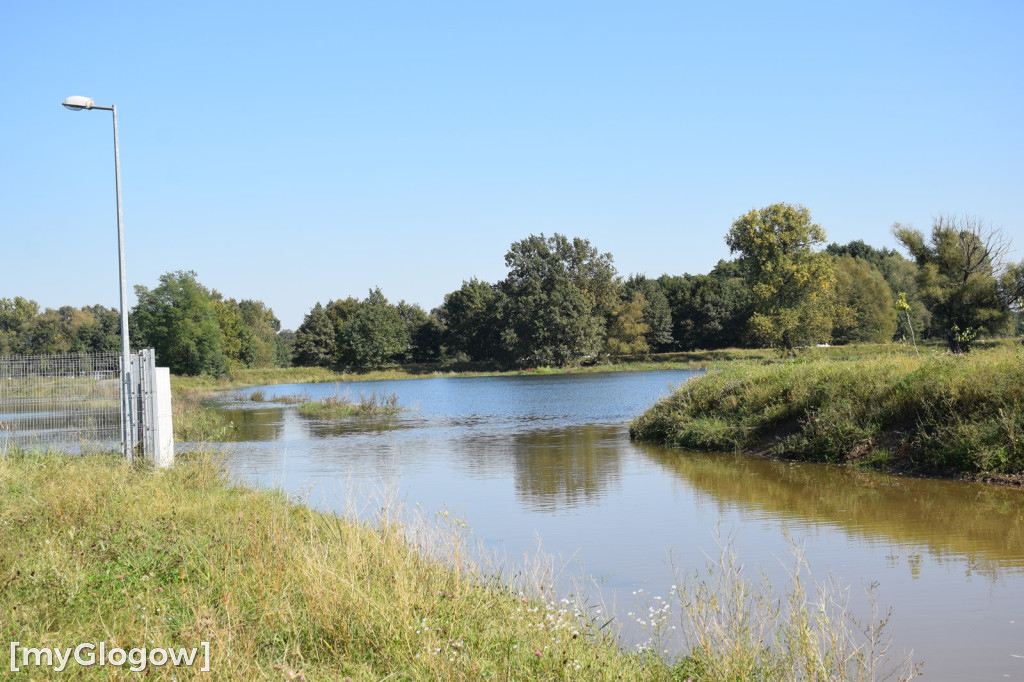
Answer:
[62,95,134,461]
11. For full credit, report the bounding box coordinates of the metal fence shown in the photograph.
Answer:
[0,352,123,454]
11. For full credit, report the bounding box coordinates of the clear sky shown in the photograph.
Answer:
[2,1,1021,330]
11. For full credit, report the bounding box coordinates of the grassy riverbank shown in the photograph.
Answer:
[630,345,1024,480]
[167,343,938,444]
[170,349,779,392]
[0,453,659,680]
[0,453,920,680]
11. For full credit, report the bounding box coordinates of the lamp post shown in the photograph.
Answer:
[62,95,134,461]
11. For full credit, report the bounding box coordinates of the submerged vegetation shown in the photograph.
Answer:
[0,453,919,680]
[247,389,404,418]
[631,345,1024,480]
[171,386,237,442]
[296,392,402,418]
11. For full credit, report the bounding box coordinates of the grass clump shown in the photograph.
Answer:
[655,537,920,681]
[171,387,237,442]
[297,392,403,419]
[630,346,1024,478]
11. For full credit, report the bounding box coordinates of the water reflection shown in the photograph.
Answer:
[637,445,1024,575]
[510,425,624,512]
[218,407,285,442]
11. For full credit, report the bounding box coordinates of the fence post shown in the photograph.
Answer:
[134,349,174,468]
[151,366,174,468]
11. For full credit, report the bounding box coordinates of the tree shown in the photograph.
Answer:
[825,239,902,271]
[293,303,336,367]
[660,262,753,350]
[623,275,674,352]
[22,310,69,354]
[827,239,933,342]
[275,329,296,367]
[498,234,618,367]
[1001,261,1024,310]
[335,288,409,370]
[831,256,897,344]
[877,253,931,341]
[437,278,504,361]
[236,299,282,368]
[325,297,362,328]
[75,305,121,353]
[894,215,1012,351]
[604,290,650,357]
[725,203,836,351]
[0,297,40,355]
[211,296,245,367]
[133,271,227,375]
[396,301,442,363]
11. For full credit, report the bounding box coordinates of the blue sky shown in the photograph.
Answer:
[2,1,1021,329]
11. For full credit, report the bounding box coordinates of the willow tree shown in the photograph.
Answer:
[831,255,897,344]
[725,203,835,351]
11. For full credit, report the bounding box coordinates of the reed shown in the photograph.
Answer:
[296,392,403,419]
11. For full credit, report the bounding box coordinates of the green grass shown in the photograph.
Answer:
[171,387,237,442]
[0,453,921,680]
[246,388,405,418]
[630,344,1024,479]
[297,392,404,419]
[0,452,665,680]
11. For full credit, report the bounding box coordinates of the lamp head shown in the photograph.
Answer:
[62,96,95,111]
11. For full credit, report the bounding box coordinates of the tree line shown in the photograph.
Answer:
[3,203,1022,374]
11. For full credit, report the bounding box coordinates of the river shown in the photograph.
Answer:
[205,369,1024,680]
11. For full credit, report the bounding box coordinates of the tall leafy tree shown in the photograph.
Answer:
[1001,261,1024,310]
[498,234,617,367]
[236,299,282,367]
[211,296,245,367]
[75,305,121,353]
[623,275,674,352]
[830,256,897,344]
[396,301,442,362]
[133,271,227,375]
[894,215,1011,351]
[22,310,69,354]
[829,239,930,340]
[275,329,296,367]
[293,303,336,367]
[603,290,650,357]
[661,262,753,350]
[325,297,362,328]
[335,288,409,370]
[725,203,835,351]
[0,297,40,355]
[437,278,504,361]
